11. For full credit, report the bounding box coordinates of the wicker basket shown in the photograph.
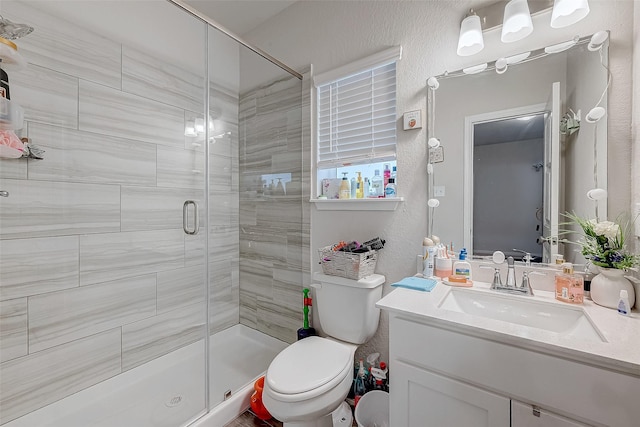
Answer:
[318,246,378,280]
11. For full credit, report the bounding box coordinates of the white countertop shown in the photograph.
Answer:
[377,280,640,377]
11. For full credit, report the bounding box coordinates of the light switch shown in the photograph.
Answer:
[403,110,422,130]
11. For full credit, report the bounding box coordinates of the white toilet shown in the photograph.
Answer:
[262,272,385,427]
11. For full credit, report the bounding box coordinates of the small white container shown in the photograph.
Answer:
[435,257,453,279]
[618,290,631,316]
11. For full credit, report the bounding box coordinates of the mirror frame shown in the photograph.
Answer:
[427,33,609,264]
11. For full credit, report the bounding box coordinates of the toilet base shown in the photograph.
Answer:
[283,413,333,427]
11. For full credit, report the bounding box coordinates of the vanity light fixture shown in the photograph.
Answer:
[550,0,590,29]
[501,0,533,43]
[456,10,484,57]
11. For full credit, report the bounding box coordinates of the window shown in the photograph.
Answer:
[314,46,401,198]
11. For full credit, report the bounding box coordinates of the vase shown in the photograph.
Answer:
[590,267,636,309]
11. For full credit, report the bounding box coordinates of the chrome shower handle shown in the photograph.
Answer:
[183,200,199,235]
[0,190,8,197]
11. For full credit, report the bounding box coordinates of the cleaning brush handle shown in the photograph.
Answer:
[303,288,311,329]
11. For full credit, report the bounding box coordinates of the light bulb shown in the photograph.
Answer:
[588,30,608,51]
[463,63,488,75]
[428,198,440,208]
[545,37,579,54]
[587,188,607,201]
[495,58,508,74]
[585,107,605,123]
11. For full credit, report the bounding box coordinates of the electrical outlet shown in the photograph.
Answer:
[429,146,444,163]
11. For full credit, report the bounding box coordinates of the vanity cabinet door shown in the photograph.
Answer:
[512,400,593,427]
[391,360,510,427]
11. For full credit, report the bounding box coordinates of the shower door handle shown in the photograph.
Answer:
[183,200,199,235]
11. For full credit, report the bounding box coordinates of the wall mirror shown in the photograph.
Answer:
[428,33,609,264]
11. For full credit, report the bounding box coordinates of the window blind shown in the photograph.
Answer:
[317,61,397,169]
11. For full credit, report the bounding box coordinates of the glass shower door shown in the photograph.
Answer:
[0,1,209,426]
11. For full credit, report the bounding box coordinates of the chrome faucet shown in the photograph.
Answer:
[492,255,536,296]
[513,248,532,266]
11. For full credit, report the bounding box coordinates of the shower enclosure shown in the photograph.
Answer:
[0,1,305,426]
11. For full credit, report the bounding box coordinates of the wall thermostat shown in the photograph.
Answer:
[403,110,422,130]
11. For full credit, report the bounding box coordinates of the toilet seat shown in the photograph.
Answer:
[265,336,352,402]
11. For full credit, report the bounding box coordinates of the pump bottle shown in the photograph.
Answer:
[338,172,350,199]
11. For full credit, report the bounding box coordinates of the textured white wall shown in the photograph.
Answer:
[245,0,635,362]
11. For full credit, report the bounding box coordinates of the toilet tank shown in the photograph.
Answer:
[312,273,385,344]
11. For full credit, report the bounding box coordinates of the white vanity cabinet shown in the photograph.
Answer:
[511,401,591,427]
[388,314,639,427]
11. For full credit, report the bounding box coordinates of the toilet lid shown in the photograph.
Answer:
[266,336,351,395]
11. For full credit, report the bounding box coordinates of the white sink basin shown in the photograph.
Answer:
[438,288,606,342]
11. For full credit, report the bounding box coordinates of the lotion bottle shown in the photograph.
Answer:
[422,237,435,278]
[338,172,350,199]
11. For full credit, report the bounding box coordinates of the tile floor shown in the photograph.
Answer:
[224,408,359,427]
[223,410,283,427]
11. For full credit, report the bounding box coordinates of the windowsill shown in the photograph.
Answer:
[310,197,404,211]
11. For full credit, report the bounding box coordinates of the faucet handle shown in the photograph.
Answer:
[519,270,546,295]
[481,265,503,289]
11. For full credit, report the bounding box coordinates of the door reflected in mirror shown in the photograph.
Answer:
[472,113,545,262]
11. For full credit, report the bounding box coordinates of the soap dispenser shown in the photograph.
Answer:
[453,248,472,280]
[339,172,350,199]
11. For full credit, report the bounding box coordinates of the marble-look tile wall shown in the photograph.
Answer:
[238,76,306,344]
[0,2,240,424]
